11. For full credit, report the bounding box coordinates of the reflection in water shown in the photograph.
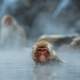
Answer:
[0,46,80,80]
[33,62,62,80]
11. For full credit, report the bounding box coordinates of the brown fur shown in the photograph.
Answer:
[32,40,60,63]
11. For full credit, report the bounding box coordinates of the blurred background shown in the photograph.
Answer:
[0,0,80,39]
[0,1,80,80]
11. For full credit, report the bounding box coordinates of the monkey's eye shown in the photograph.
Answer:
[37,48,47,51]
[36,48,49,55]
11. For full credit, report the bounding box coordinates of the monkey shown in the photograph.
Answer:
[37,34,79,47]
[32,34,79,64]
[0,15,27,48]
[32,40,62,64]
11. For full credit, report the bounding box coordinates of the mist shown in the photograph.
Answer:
[0,0,80,80]
[0,0,80,39]
[52,0,71,17]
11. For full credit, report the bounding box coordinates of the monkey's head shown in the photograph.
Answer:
[33,40,52,63]
[1,15,18,28]
[1,15,18,36]
[2,15,13,26]
[4,16,12,26]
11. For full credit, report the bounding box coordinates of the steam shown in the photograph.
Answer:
[0,0,20,17]
[0,1,80,80]
[52,0,71,17]
[0,0,79,42]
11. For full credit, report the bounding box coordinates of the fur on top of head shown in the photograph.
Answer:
[33,40,53,53]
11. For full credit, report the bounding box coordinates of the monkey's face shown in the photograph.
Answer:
[35,46,50,63]
[4,16,12,26]
[1,16,14,35]
[2,15,14,27]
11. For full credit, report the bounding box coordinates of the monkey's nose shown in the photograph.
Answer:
[41,51,46,55]
[39,55,46,62]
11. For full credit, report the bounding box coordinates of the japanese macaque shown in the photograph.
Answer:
[32,34,78,63]
[38,34,78,47]
[32,40,62,64]
[0,15,27,48]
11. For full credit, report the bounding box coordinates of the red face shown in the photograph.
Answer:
[5,16,12,26]
[35,47,50,63]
